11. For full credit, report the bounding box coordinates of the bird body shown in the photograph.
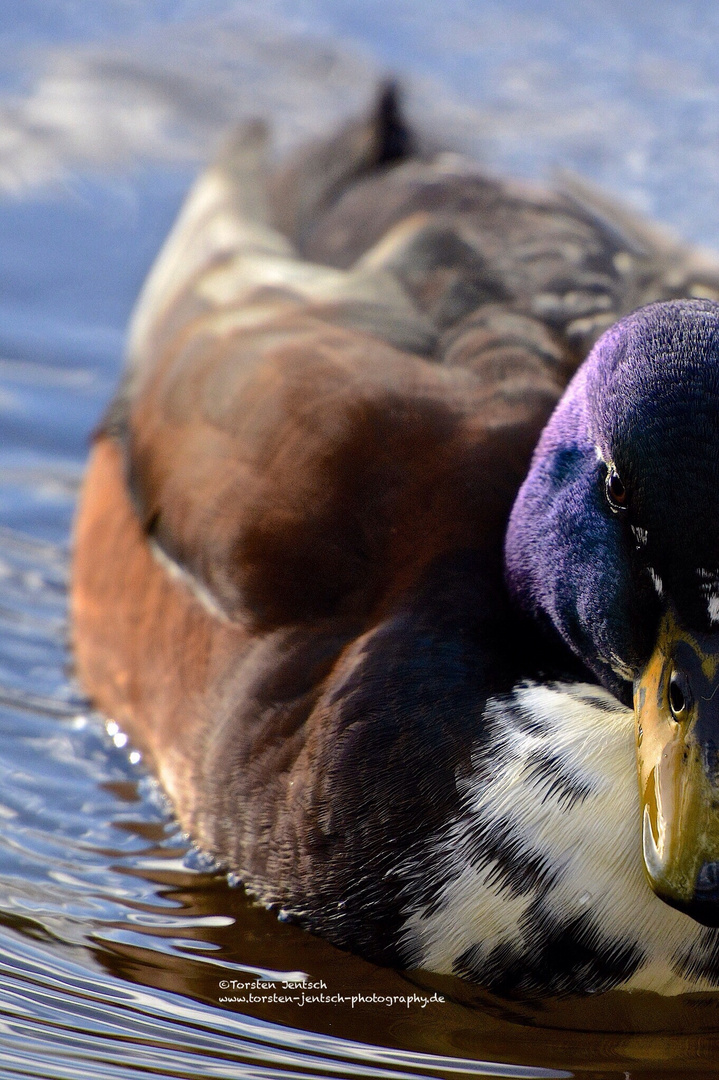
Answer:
[72,88,719,996]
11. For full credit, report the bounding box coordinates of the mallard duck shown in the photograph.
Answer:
[72,85,719,997]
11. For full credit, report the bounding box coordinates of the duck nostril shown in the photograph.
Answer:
[669,670,692,720]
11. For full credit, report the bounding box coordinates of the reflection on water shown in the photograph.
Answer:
[4,2,719,1078]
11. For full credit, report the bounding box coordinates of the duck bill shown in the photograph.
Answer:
[635,611,719,925]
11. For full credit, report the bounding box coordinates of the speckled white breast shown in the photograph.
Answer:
[397,681,719,995]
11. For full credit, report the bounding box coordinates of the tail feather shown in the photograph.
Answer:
[268,81,416,246]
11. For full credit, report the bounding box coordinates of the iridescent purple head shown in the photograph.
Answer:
[505,298,719,924]
[506,298,719,696]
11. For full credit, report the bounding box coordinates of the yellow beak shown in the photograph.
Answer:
[635,610,719,924]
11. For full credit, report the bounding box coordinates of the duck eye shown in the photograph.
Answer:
[668,670,691,720]
[605,467,627,513]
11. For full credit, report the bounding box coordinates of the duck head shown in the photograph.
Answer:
[505,298,719,925]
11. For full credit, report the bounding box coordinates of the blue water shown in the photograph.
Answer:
[1,4,719,1077]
